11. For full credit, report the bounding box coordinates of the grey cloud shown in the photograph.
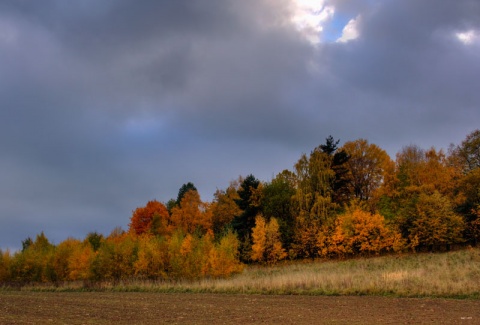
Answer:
[310,0,480,148]
[0,0,479,249]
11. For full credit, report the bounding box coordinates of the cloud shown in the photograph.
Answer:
[456,29,479,44]
[0,0,479,249]
[291,0,335,44]
[336,17,360,43]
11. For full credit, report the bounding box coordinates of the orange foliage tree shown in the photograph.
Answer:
[166,230,242,279]
[211,182,242,235]
[68,241,95,281]
[325,208,403,257]
[170,190,213,235]
[251,215,287,264]
[129,200,170,236]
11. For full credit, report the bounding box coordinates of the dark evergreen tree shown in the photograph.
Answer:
[317,136,350,206]
[176,182,197,205]
[165,198,177,215]
[21,237,33,252]
[231,175,261,261]
[86,231,104,252]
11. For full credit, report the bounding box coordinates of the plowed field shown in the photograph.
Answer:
[1,292,479,324]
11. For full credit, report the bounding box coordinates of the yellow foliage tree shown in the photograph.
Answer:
[10,232,56,283]
[410,191,464,251]
[251,215,286,264]
[207,231,243,277]
[134,235,167,279]
[0,249,12,283]
[53,238,82,282]
[251,216,267,262]
[91,230,137,282]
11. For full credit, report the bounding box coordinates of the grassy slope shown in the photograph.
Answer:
[12,247,480,298]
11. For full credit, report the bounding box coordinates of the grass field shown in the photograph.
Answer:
[12,247,480,298]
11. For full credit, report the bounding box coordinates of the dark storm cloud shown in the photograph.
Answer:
[313,0,480,149]
[0,0,479,249]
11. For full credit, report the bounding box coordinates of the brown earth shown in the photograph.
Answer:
[0,291,479,324]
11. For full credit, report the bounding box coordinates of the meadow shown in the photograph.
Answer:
[14,247,480,299]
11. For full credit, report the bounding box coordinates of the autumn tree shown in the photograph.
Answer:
[292,137,349,258]
[53,238,81,282]
[408,192,464,251]
[0,249,12,283]
[251,215,286,264]
[383,145,464,248]
[451,130,480,245]
[207,230,243,277]
[457,169,480,245]
[10,232,56,283]
[453,129,480,173]
[326,207,403,257]
[90,229,137,282]
[170,189,213,235]
[294,150,334,223]
[166,229,243,279]
[392,145,458,197]
[211,180,242,235]
[251,216,267,262]
[341,139,392,203]
[261,170,296,249]
[134,235,168,279]
[129,200,170,236]
[68,240,95,281]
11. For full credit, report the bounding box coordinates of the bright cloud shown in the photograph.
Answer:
[336,17,360,43]
[456,29,478,45]
[291,0,335,44]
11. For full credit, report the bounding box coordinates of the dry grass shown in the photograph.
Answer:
[10,247,480,298]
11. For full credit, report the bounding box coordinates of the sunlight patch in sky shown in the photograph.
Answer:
[291,0,335,44]
[291,0,359,44]
[456,29,478,45]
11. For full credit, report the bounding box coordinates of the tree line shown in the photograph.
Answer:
[0,130,479,284]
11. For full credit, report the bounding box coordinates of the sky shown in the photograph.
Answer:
[1,0,479,250]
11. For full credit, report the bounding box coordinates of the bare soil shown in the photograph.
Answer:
[1,291,479,324]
